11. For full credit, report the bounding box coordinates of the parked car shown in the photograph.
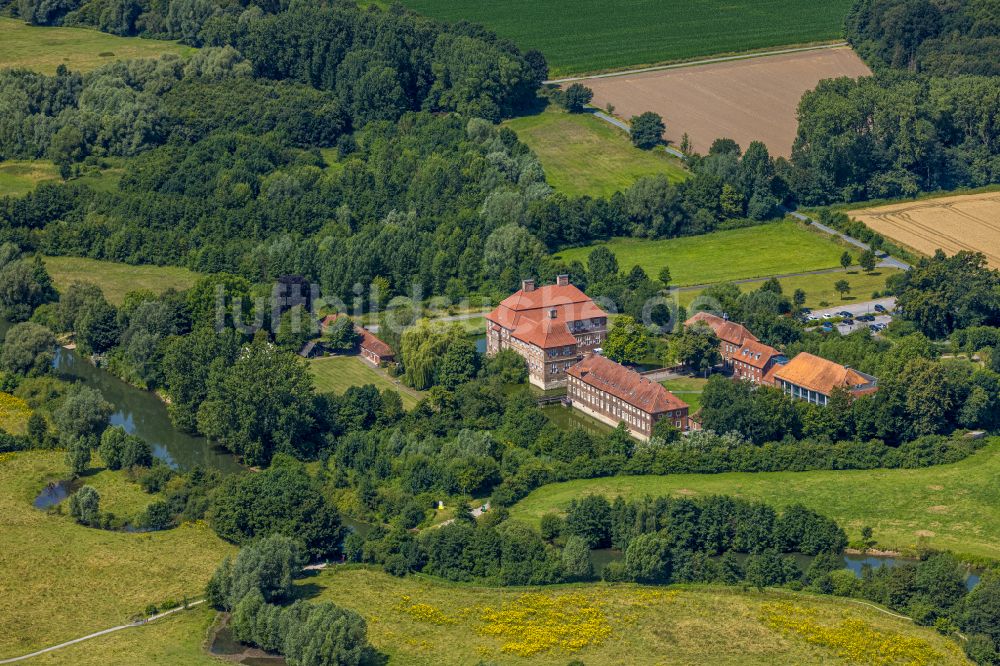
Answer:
[838,311,853,318]
[869,324,880,331]
[858,314,875,322]
[843,318,855,325]
[800,308,811,315]
[821,322,834,332]
[874,304,886,313]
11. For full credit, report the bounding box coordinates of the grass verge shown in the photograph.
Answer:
[509,440,1000,560]
[677,268,900,309]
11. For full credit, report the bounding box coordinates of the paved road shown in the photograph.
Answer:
[546,42,851,84]
[0,601,206,664]
[784,209,911,271]
[592,110,686,158]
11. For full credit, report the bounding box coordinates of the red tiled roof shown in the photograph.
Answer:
[568,355,688,415]
[733,339,782,370]
[772,352,876,396]
[488,280,606,350]
[320,314,393,358]
[487,283,605,331]
[685,311,758,347]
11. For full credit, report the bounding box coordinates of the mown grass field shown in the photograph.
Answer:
[304,566,965,665]
[0,17,191,74]
[0,450,234,659]
[399,0,853,76]
[554,221,849,286]
[660,376,707,413]
[308,355,422,409]
[504,108,688,198]
[43,256,201,304]
[677,268,900,309]
[510,440,1000,560]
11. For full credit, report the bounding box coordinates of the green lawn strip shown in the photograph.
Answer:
[302,566,965,665]
[0,18,191,74]
[0,450,233,659]
[505,108,688,198]
[398,0,853,76]
[308,355,423,409]
[42,256,201,305]
[676,268,900,309]
[554,221,849,286]
[660,377,707,413]
[509,440,1000,560]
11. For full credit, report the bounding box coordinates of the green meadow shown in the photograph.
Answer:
[505,108,688,198]
[309,355,423,409]
[554,221,849,287]
[510,440,1000,560]
[42,256,201,305]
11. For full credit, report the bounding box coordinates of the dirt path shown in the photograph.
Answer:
[0,601,206,664]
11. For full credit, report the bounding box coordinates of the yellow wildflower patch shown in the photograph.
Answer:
[0,391,31,435]
[760,602,944,666]
[394,595,457,625]
[475,591,612,657]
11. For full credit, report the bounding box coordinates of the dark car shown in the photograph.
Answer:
[858,314,875,322]
[843,318,855,326]
[874,304,886,313]
[869,324,880,332]
[838,311,853,318]
[800,308,811,315]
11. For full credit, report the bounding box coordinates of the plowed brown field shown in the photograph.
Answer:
[848,192,1000,267]
[582,47,871,157]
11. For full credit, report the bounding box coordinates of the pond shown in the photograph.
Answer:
[32,479,72,509]
[50,347,243,473]
[589,549,982,590]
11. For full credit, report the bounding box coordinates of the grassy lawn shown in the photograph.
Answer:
[509,440,1000,560]
[303,566,965,665]
[399,0,853,76]
[28,604,219,665]
[43,256,201,305]
[0,450,234,659]
[661,376,707,413]
[0,160,61,198]
[554,221,849,287]
[677,268,900,309]
[505,108,688,198]
[308,355,423,409]
[0,17,191,74]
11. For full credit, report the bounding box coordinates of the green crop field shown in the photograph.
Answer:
[0,450,234,659]
[0,18,191,74]
[399,0,854,76]
[43,256,201,305]
[510,439,1000,560]
[303,566,965,665]
[554,221,849,287]
[677,268,901,309]
[505,108,688,198]
[309,355,423,409]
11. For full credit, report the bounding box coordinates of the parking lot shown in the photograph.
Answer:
[804,297,896,335]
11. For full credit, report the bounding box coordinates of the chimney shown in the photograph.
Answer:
[549,308,558,319]
[556,274,569,286]
[521,279,535,292]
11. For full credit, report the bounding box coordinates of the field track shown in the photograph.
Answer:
[581,46,871,157]
[848,192,1000,267]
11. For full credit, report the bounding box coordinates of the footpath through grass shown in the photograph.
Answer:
[42,256,201,305]
[510,440,1000,560]
[0,18,191,74]
[303,566,965,665]
[554,220,848,286]
[505,108,688,198]
[0,450,234,659]
[399,0,853,76]
[309,355,423,409]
